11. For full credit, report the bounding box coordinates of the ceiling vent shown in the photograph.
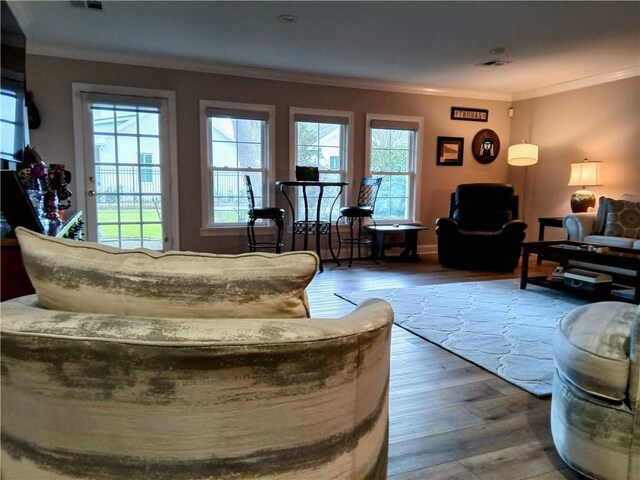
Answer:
[69,1,103,11]
[476,59,511,67]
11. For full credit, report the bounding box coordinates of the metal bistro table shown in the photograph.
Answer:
[276,180,348,272]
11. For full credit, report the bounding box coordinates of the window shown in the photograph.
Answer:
[201,101,275,228]
[0,88,19,160]
[366,115,423,223]
[290,108,353,221]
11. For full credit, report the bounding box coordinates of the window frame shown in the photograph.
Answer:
[365,113,423,224]
[289,107,354,220]
[199,100,276,234]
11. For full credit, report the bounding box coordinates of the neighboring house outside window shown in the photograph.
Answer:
[200,101,275,228]
[366,114,423,223]
[290,108,353,222]
[140,153,153,183]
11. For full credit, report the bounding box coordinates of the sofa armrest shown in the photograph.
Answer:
[435,217,458,235]
[629,306,640,410]
[0,295,393,480]
[563,213,597,241]
[502,220,527,234]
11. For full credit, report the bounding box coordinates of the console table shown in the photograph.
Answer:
[365,224,429,262]
[520,240,639,303]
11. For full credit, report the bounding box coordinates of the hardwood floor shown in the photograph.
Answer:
[305,254,587,480]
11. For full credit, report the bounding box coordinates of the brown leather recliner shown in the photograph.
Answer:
[435,183,527,271]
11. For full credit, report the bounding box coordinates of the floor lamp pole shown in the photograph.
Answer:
[521,165,528,221]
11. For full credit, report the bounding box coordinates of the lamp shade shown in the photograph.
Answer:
[508,143,539,166]
[568,161,602,187]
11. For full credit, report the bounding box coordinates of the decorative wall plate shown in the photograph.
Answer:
[472,129,500,164]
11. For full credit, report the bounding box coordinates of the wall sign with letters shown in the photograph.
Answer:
[450,107,488,122]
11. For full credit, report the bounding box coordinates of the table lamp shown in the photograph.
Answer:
[568,159,601,212]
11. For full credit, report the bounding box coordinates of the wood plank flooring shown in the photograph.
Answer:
[305,253,587,480]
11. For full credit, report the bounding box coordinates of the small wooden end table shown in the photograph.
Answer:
[365,224,429,262]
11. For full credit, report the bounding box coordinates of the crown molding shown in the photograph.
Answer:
[512,66,640,101]
[6,1,33,29]
[26,43,639,103]
[26,43,512,102]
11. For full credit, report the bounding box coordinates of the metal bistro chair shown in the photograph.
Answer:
[335,177,383,266]
[245,175,285,253]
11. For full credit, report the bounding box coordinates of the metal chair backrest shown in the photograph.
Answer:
[357,177,383,212]
[244,175,256,213]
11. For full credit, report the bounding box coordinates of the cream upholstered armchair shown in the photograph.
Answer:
[551,301,640,480]
[1,228,393,480]
[563,194,640,249]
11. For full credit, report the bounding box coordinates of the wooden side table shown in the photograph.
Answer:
[364,224,429,262]
[537,216,565,264]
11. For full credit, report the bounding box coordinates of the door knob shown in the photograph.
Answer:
[88,190,96,197]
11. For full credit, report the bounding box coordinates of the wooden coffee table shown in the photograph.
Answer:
[520,240,640,303]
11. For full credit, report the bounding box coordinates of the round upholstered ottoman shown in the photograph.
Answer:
[551,301,640,480]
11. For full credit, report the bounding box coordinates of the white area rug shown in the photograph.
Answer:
[336,279,589,396]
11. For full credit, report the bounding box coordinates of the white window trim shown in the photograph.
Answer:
[72,83,180,250]
[289,107,354,187]
[365,113,423,224]
[199,100,276,235]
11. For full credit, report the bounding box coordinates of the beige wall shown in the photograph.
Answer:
[509,76,640,241]
[26,55,639,252]
[26,54,515,253]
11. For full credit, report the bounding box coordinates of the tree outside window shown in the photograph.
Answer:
[367,116,421,223]
[294,121,345,221]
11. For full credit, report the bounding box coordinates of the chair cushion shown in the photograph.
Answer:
[455,209,512,231]
[15,227,318,319]
[251,207,285,219]
[452,183,515,231]
[603,199,640,238]
[583,234,637,249]
[340,206,373,217]
[554,302,637,401]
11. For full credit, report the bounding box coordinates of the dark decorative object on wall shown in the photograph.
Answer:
[26,91,41,129]
[472,129,500,164]
[436,137,464,166]
[451,107,488,122]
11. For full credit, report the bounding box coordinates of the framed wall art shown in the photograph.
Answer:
[472,129,500,164]
[450,107,488,122]
[436,136,464,166]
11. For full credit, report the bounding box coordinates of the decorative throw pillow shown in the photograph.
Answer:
[603,199,640,238]
[594,196,611,235]
[15,227,318,318]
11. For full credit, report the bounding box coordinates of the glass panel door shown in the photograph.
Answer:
[82,94,169,250]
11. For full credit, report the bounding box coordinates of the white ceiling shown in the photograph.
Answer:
[8,1,640,99]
